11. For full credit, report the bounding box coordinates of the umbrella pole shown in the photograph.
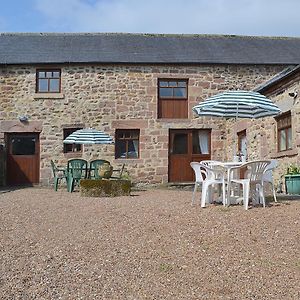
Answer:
[233,104,239,160]
[233,119,237,160]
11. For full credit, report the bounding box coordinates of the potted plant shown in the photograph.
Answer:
[285,165,300,194]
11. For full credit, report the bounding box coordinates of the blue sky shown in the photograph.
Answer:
[1,0,300,36]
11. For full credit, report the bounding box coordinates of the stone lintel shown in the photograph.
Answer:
[61,123,85,129]
[112,120,148,129]
[234,120,249,133]
[0,120,43,133]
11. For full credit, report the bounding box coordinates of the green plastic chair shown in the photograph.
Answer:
[89,159,111,179]
[67,159,88,192]
[111,164,125,179]
[50,160,68,191]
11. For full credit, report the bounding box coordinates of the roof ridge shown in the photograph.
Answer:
[1,32,300,40]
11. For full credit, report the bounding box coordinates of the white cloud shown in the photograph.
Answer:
[34,0,300,36]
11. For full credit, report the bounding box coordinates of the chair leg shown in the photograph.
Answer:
[54,177,59,191]
[68,178,74,192]
[226,181,232,207]
[191,183,198,206]
[201,183,209,208]
[271,182,278,202]
[259,185,266,208]
[221,181,226,206]
[255,184,265,208]
[243,182,250,210]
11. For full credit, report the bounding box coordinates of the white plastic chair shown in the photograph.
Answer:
[228,160,270,210]
[190,162,226,207]
[262,159,278,202]
[200,160,224,182]
[201,160,222,166]
[190,162,206,205]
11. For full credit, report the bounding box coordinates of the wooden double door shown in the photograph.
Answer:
[169,129,211,182]
[6,133,40,185]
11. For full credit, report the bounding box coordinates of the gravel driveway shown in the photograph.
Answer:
[0,187,299,299]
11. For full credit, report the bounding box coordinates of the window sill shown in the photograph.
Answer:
[34,93,65,99]
[157,118,189,122]
[115,158,143,163]
[271,149,298,158]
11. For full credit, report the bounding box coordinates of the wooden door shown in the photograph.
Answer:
[169,129,211,182]
[6,133,40,185]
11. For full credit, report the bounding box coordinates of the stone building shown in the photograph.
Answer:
[1,33,300,187]
[231,65,300,190]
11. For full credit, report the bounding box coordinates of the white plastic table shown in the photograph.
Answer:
[210,161,245,205]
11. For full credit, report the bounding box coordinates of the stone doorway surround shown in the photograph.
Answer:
[0,120,42,186]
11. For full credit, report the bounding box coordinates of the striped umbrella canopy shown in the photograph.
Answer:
[192,90,281,119]
[63,128,114,145]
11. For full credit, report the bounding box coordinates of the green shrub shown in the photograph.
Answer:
[286,165,300,175]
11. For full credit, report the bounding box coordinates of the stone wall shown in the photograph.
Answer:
[0,143,4,186]
[0,64,284,185]
[225,73,300,191]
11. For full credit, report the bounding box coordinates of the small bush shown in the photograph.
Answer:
[286,165,300,175]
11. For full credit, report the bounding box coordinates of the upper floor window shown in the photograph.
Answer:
[115,129,140,159]
[158,79,188,119]
[63,128,82,153]
[36,69,61,93]
[276,112,292,152]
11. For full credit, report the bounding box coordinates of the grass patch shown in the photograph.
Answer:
[159,263,173,272]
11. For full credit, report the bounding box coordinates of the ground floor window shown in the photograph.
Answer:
[115,129,140,159]
[276,112,292,152]
[192,130,210,154]
[63,128,82,153]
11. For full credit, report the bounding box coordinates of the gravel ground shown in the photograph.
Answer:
[0,187,299,300]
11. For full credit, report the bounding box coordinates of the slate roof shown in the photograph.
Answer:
[255,65,300,93]
[1,33,300,65]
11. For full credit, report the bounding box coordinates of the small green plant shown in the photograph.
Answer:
[159,263,173,272]
[286,165,300,175]
[120,171,132,181]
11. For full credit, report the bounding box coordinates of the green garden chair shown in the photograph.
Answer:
[89,159,111,179]
[67,159,88,192]
[50,160,68,191]
[111,163,125,179]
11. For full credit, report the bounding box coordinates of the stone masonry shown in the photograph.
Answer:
[0,64,284,186]
[226,73,300,191]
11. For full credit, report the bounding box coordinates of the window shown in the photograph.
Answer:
[36,69,61,93]
[192,130,210,154]
[276,112,292,152]
[115,129,140,159]
[158,79,188,119]
[63,128,82,153]
[11,137,36,155]
[237,130,247,158]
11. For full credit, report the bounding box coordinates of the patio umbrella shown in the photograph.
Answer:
[192,90,281,119]
[63,128,114,145]
[192,90,281,157]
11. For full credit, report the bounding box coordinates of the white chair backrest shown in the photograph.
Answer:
[199,162,225,181]
[245,160,270,181]
[201,160,221,166]
[190,162,205,183]
[200,160,223,179]
[263,159,278,182]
